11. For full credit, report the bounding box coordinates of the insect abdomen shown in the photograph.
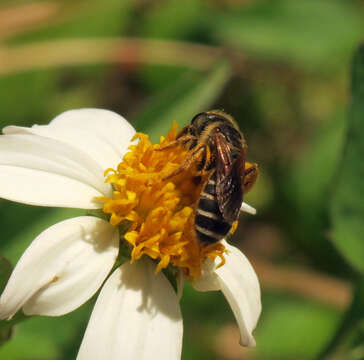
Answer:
[195,172,233,244]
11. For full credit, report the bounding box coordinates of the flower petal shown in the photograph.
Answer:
[0,216,119,318]
[193,241,261,347]
[241,202,256,215]
[0,132,111,208]
[5,108,136,171]
[77,259,183,360]
[192,259,220,292]
[217,242,261,346]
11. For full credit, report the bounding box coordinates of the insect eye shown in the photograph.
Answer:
[191,112,205,124]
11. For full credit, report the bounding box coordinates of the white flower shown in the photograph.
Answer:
[0,108,261,359]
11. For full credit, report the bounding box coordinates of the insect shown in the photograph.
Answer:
[159,110,258,245]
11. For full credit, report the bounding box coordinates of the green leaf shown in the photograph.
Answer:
[214,0,363,71]
[331,44,364,274]
[135,61,232,142]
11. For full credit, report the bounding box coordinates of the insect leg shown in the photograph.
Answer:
[200,145,212,176]
[162,144,207,180]
[156,135,195,151]
[243,162,258,193]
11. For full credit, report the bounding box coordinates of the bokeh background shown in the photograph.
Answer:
[0,0,364,359]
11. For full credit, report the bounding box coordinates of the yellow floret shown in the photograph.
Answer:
[97,122,226,280]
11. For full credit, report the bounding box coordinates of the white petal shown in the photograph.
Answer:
[0,133,111,208]
[5,108,136,171]
[216,241,261,347]
[192,258,220,292]
[193,241,261,347]
[0,216,119,318]
[77,259,183,360]
[241,202,256,215]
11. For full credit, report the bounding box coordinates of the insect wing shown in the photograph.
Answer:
[214,132,245,223]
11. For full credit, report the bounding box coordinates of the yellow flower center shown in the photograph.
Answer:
[97,122,227,280]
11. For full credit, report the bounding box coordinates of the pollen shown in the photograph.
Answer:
[97,122,226,280]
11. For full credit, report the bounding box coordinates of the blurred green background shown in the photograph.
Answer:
[0,0,364,359]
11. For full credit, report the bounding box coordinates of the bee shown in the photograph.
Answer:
[159,110,258,245]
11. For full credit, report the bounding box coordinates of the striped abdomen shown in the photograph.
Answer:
[195,171,234,244]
